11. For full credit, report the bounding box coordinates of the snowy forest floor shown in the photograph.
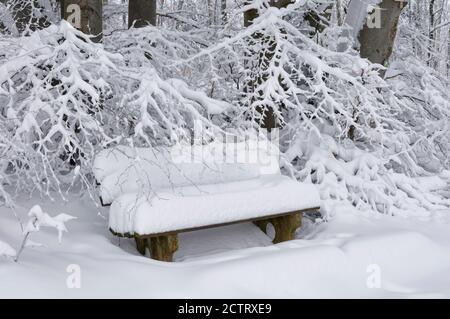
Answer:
[1,193,450,298]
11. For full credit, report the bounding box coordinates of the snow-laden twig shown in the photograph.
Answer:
[15,205,75,262]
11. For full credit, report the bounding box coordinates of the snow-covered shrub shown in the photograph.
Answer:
[397,0,449,77]
[284,129,450,218]
[389,11,450,172]
[104,0,127,37]
[244,2,403,137]
[0,21,231,205]
[170,0,450,215]
[387,56,450,173]
[0,22,123,200]
[104,23,234,147]
[172,1,405,142]
[105,23,236,112]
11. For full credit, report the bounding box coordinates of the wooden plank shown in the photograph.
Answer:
[110,207,320,239]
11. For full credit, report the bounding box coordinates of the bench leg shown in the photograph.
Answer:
[148,234,179,262]
[254,213,302,244]
[135,236,147,255]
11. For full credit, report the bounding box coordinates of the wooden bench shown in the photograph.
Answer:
[93,143,320,262]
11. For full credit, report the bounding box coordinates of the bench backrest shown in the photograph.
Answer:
[93,141,280,205]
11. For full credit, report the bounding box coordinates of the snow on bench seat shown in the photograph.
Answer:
[109,175,320,236]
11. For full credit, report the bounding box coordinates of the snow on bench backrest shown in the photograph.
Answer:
[93,141,280,205]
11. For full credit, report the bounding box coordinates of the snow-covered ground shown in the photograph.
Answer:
[1,194,450,298]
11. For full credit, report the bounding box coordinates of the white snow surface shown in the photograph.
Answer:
[2,194,450,298]
[0,240,15,258]
[109,175,320,235]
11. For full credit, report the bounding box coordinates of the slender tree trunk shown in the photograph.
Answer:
[128,0,156,28]
[221,0,227,24]
[436,1,449,76]
[357,0,408,69]
[158,0,165,26]
[122,0,127,26]
[61,0,103,42]
[428,0,435,67]
[207,0,214,25]
[175,0,184,29]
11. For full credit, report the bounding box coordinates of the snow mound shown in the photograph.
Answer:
[0,240,16,258]
[184,231,450,298]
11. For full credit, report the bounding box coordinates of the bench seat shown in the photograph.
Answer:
[109,175,320,237]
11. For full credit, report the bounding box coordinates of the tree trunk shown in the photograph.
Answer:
[243,0,293,130]
[128,0,156,28]
[61,0,103,42]
[357,0,408,69]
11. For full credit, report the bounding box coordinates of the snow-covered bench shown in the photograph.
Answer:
[93,144,320,261]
